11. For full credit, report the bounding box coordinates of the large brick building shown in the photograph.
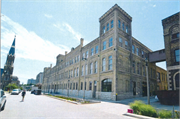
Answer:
[42,4,167,100]
[162,12,179,91]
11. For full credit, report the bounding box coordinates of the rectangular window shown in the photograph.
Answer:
[76,82,78,90]
[125,41,128,50]
[85,82,86,90]
[73,83,75,90]
[83,53,85,58]
[107,23,109,31]
[133,61,135,73]
[74,69,76,77]
[132,45,135,53]
[118,20,121,28]
[86,51,88,58]
[90,63,93,74]
[89,81,92,90]
[109,37,113,47]
[122,23,125,31]
[103,26,105,34]
[81,66,84,76]
[77,67,79,76]
[137,63,140,74]
[91,48,94,56]
[95,45,98,54]
[108,56,112,70]
[85,64,88,75]
[81,82,83,90]
[136,48,139,56]
[111,20,113,28]
[126,25,128,33]
[175,49,179,62]
[94,61,97,73]
[119,37,122,47]
[103,41,106,50]
[102,58,106,71]
[142,50,144,58]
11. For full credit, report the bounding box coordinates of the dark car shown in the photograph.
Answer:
[31,90,35,94]
[0,89,6,112]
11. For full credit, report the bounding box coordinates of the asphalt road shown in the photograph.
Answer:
[0,92,134,119]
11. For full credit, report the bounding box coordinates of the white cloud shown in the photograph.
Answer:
[53,22,83,42]
[1,15,69,63]
[153,4,156,7]
[44,14,53,18]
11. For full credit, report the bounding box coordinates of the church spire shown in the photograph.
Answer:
[8,35,16,55]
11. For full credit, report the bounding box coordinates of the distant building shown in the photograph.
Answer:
[11,76,20,86]
[27,78,36,85]
[36,72,43,84]
[0,36,18,89]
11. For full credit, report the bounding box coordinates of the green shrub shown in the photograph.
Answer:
[139,104,158,117]
[129,100,144,114]
[175,111,180,118]
[158,110,172,118]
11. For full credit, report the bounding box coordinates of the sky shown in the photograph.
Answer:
[1,0,180,84]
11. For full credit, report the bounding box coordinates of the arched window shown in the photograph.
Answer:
[102,79,112,92]
[102,58,106,71]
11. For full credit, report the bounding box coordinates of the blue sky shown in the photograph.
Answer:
[1,0,179,84]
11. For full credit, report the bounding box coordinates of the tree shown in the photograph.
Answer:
[6,83,18,90]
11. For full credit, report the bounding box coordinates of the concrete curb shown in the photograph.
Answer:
[123,113,157,119]
[43,95,80,105]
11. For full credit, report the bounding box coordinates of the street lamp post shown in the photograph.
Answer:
[82,57,87,100]
[145,59,150,104]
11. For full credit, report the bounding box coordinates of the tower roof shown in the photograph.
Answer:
[8,35,16,55]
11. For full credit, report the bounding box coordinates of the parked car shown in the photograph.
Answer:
[11,89,20,95]
[0,89,6,112]
[31,90,35,94]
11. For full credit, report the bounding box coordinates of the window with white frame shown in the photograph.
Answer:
[83,53,85,58]
[102,58,106,71]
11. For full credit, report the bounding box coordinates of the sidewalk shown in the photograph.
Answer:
[45,92,179,111]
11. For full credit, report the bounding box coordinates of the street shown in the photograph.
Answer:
[0,92,133,119]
